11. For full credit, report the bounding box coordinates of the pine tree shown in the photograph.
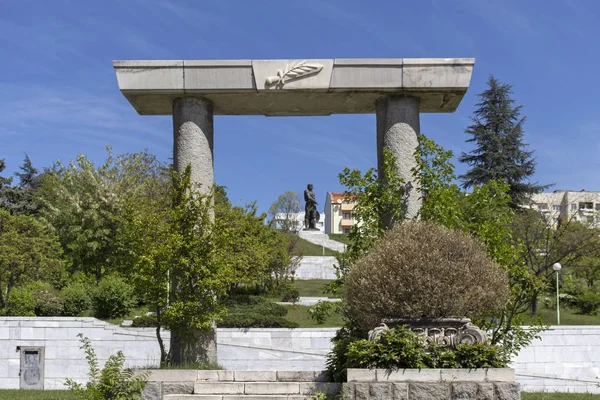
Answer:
[0,155,41,215]
[459,76,547,206]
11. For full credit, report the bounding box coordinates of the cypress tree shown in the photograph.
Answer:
[459,75,547,206]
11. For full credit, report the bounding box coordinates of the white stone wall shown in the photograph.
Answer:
[217,328,337,371]
[0,317,164,390]
[3,319,600,393]
[512,326,600,393]
[292,256,337,279]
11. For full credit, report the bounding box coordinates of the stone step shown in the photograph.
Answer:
[193,381,340,396]
[164,396,308,400]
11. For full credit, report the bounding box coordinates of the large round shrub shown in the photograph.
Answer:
[92,276,136,319]
[61,282,93,316]
[345,221,509,331]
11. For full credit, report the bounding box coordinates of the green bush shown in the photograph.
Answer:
[4,285,36,316]
[91,276,136,319]
[219,295,298,328]
[308,300,333,324]
[345,326,507,371]
[131,314,159,328]
[575,290,600,315]
[34,285,64,316]
[345,221,509,331]
[4,282,63,316]
[61,282,93,316]
[281,288,300,303]
[65,333,148,399]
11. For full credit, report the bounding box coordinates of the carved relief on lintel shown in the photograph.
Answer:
[265,61,323,87]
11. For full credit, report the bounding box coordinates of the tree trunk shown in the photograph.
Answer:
[531,293,538,315]
[169,324,217,366]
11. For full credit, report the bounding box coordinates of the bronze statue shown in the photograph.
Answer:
[304,184,319,230]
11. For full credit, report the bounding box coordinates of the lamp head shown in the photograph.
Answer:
[552,263,562,272]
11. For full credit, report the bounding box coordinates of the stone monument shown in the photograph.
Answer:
[303,183,319,230]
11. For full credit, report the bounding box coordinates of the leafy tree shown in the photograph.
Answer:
[510,210,600,313]
[416,134,545,356]
[459,76,547,206]
[163,166,231,366]
[572,256,600,289]
[36,149,164,280]
[268,191,301,233]
[0,209,63,310]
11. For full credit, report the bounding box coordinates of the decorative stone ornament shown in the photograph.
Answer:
[265,61,323,87]
[368,317,487,348]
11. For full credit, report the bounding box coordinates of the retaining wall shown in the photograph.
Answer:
[2,318,600,393]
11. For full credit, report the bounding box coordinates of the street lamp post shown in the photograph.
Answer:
[553,263,562,325]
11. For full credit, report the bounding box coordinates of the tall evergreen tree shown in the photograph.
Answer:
[0,155,42,215]
[459,76,546,206]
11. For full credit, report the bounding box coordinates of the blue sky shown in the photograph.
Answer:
[1,0,598,215]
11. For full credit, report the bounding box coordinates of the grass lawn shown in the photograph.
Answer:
[520,306,600,326]
[293,236,339,257]
[294,279,337,297]
[328,233,351,246]
[0,390,77,399]
[282,304,344,328]
[523,393,600,399]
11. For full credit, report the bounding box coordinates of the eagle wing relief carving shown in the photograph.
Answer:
[265,61,323,87]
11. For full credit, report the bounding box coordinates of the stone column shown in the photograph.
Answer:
[376,96,421,223]
[173,97,214,194]
[171,97,217,365]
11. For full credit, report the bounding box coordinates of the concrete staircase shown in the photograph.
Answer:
[297,230,346,253]
[144,370,340,400]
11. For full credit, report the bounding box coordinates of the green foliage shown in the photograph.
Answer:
[346,327,507,371]
[308,300,334,325]
[220,295,298,328]
[0,209,64,310]
[325,325,367,382]
[31,281,64,316]
[92,276,136,319]
[280,288,300,303]
[330,148,405,296]
[0,155,43,216]
[37,149,165,280]
[4,285,36,316]
[574,290,600,315]
[458,75,547,206]
[61,282,93,316]
[131,314,159,328]
[65,334,148,400]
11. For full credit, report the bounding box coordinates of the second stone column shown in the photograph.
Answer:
[173,97,214,194]
[376,95,421,223]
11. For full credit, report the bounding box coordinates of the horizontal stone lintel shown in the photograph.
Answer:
[113,58,474,116]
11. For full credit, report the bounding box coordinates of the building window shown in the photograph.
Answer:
[552,205,560,211]
[537,203,548,210]
[343,228,351,234]
[571,204,578,211]
[580,202,593,210]
[343,213,351,220]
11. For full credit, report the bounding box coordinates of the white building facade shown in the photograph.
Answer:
[527,190,600,228]
[324,192,357,235]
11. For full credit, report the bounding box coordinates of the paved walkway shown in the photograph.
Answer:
[297,230,346,253]
[276,297,343,306]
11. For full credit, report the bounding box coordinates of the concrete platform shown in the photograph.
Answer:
[113,58,474,116]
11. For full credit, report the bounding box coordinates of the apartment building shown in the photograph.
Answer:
[324,192,358,234]
[527,190,600,227]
